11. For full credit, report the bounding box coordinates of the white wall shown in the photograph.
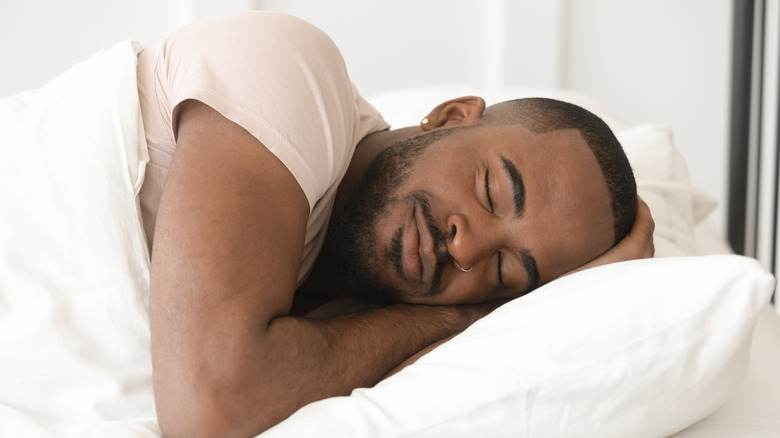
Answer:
[0,0,253,97]
[0,0,733,235]
[0,0,169,96]
[255,0,564,94]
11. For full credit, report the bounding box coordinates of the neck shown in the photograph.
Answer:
[333,125,423,213]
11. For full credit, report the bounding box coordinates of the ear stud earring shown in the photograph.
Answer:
[421,118,429,125]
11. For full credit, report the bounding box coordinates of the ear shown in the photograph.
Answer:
[420,96,486,132]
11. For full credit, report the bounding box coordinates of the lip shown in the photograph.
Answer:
[413,200,436,289]
[401,204,422,283]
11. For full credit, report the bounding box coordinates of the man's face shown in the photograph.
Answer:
[325,124,615,305]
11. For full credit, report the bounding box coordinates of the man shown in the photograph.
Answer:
[138,12,653,438]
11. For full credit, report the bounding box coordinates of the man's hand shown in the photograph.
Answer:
[562,197,655,277]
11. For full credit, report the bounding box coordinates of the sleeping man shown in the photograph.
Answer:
[138,12,654,438]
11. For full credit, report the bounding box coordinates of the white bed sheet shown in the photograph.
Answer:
[672,304,780,437]
[670,222,780,437]
[0,40,157,436]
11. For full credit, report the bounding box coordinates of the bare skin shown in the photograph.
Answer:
[151,101,502,438]
[150,98,654,438]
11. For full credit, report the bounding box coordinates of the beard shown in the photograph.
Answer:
[322,128,462,305]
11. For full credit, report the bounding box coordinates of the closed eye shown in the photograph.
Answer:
[485,167,495,213]
[486,168,504,287]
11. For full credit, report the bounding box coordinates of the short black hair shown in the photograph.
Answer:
[490,97,637,243]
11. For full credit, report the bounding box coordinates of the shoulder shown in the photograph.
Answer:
[155,12,377,211]
[162,11,342,66]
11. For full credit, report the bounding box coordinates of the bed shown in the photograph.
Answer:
[0,21,779,438]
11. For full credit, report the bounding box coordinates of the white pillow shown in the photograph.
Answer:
[618,125,717,257]
[0,41,153,425]
[263,255,774,438]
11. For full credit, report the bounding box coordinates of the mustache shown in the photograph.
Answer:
[387,194,451,297]
[416,195,451,297]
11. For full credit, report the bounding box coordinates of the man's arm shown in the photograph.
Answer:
[150,101,491,438]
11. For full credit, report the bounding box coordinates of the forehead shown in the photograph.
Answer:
[429,124,601,182]
[492,124,587,155]
[431,123,585,154]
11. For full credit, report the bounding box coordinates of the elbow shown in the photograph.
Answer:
[157,409,277,438]
[155,386,277,438]
[151,340,282,437]
[156,397,231,438]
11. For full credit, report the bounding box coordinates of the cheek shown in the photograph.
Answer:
[414,153,474,196]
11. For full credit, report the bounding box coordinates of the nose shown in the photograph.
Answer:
[446,212,496,271]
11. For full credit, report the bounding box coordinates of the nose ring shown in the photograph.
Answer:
[454,260,473,273]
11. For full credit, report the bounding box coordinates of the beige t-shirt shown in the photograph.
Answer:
[136,12,389,284]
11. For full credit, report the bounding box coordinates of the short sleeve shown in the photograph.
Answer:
[154,12,388,210]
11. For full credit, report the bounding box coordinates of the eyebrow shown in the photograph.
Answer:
[499,155,526,217]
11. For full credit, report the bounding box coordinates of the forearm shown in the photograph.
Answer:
[155,302,490,438]
[268,304,479,412]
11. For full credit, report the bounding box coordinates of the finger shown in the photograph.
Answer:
[634,197,655,233]
[636,197,655,257]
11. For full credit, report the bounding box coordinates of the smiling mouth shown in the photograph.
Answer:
[414,200,437,287]
[394,199,437,287]
[387,196,449,295]
[400,204,422,282]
